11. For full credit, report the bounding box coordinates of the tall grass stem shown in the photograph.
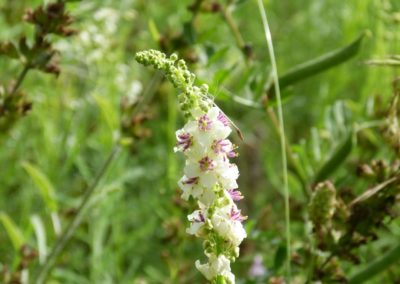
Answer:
[10,65,30,96]
[257,0,291,280]
[34,145,121,284]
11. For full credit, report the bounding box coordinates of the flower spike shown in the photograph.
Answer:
[135,50,247,284]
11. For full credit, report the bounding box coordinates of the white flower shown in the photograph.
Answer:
[174,130,194,153]
[187,209,207,235]
[183,107,231,150]
[211,139,237,159]
[195,254,235,283]
[217,161,239,189]
[211,205,247,247]
[183,157,238,190]
[183,158,217,188]
[178,176,216,205]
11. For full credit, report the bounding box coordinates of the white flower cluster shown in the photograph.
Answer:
[56,6,135,63]
[175,106,247,284]
[135,49,247,283]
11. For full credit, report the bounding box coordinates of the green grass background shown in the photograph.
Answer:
[0,0,399,283]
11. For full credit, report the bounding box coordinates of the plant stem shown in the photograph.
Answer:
[132,73,162,118]
[221,5,245,49]
[257,0,291,281]
[188,0,205,24]
[319,253,334,271]
[10,65,30,96]
[34,145,121,284]
[349,243,400,284]
[266,107,310,198]
[220,4,250,60]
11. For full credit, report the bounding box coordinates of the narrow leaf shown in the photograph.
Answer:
[349,244,400,284]
[206,46,230,67]
[364,59,400,67]
[93,94,118,131]
[22,162,58,212]
[274,245,287,271]
[0,42,20,59]
[314,132,353,183]
[0,212,25,250]
[148,19,160,42]
[183,21,196,44]
[268,33,366,96]
[31,215,47,264]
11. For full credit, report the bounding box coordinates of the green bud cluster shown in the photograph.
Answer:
[135,49,213,118]
[308,181,336,228]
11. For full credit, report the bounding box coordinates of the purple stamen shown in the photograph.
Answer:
[217,111,229,127]
[182,177,199,185]
[212,139,238,158]
[198,114,212,131]
[212,139,230,154]
[177,132,193,151]
[227,145,238,158]
[227,189,243,201]
[194,212,205,223]
[230,207,247,222]
[199,156,215,171]
[227,150,238,158]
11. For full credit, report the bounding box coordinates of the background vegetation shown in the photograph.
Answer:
[0,0,399,283]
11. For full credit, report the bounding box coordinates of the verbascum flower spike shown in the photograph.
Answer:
[135,50,247,284]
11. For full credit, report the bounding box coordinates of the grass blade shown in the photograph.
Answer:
[257,0,291,280]
[268,33,366,96]
[22,162,58,213]
[313,132,353,184]
[31,215,47,264]
[0,212,25,250]
[349,244,400,284]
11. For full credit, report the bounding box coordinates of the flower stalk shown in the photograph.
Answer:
[135,49,247,283]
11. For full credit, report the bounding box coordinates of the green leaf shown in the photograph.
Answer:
[52,268,92,284]
[183,21,196,44]
[93,94,119,131]
[19,37,31,59]
[268,33,366,96]
[215,275,227,284]
[234,0,250,6]
[213,68,232,86]
[31,215,47,264]
[148,19,160,42]
[206,46,230,67]
[0,42,19,59]
[0,212,25,251]
[22,162,58,212]
[349,244,400,284]
[274,245,287,271]
[313,132,353,183]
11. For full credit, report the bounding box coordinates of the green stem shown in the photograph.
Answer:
[221,5,245,49]
[349,243,400,284]
[319,253,334,271]
[220,4,249,60]
[189,0,205,24]
[167,85,177,191]
[34,145,121,284]
[267,107,309,198]
[10,65,30,96]
[257,0,291,281]
[214,275,227,284]
[364,59,400,66]
[131,73,162,118]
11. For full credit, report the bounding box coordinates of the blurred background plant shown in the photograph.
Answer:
[0,0,399,283]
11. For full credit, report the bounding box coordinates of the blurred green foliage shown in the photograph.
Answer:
[0,0,399,283]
